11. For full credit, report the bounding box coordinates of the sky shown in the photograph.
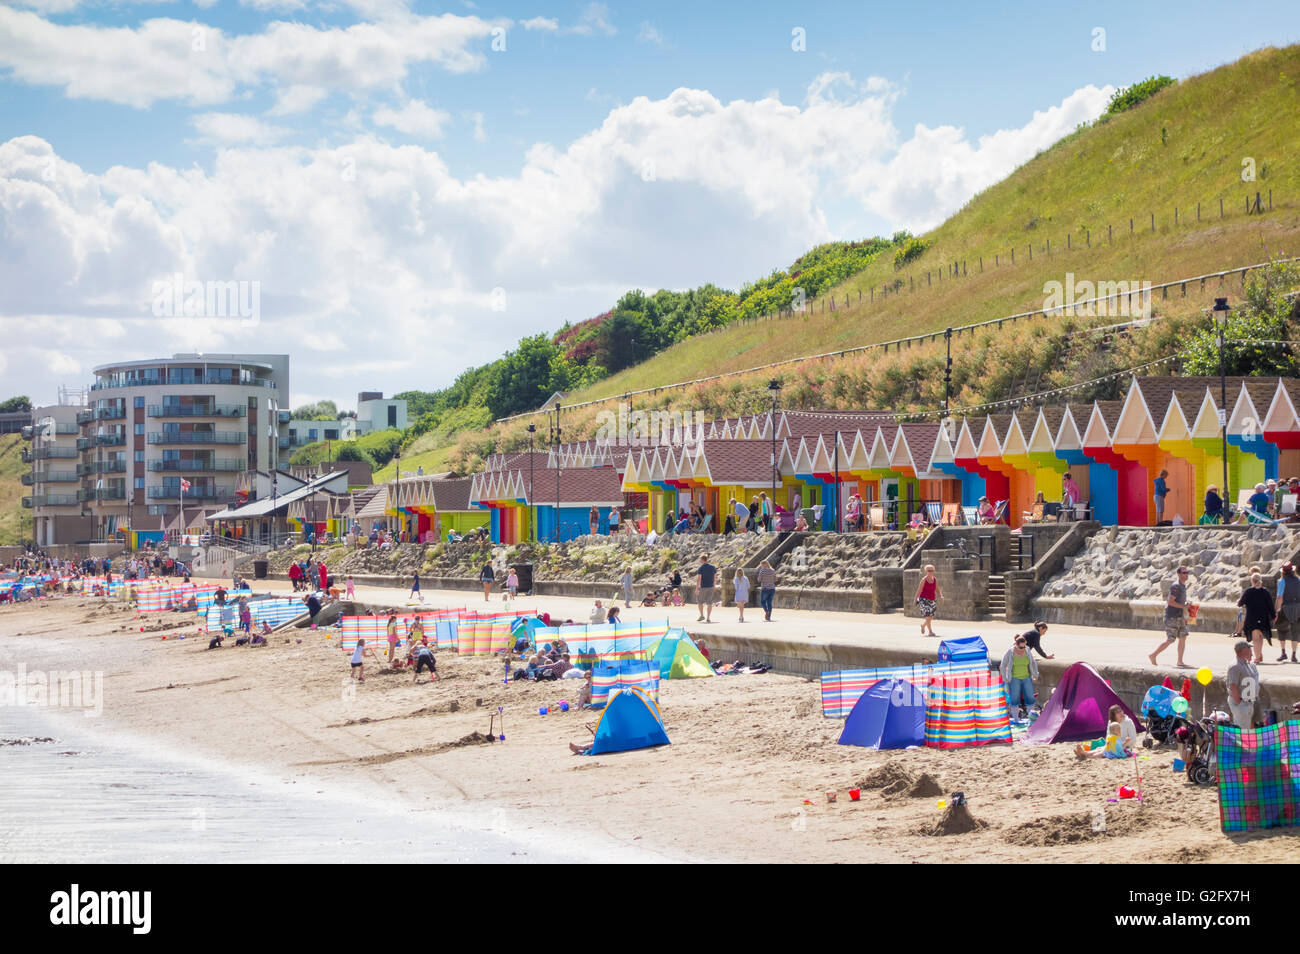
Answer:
[0,0,1297,411]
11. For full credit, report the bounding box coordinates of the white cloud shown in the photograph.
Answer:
[191,112,290,146]
[520,16,558,32]
[0,77,1112,404]
[268,84,328,116]
[0,6,501,109]
[373,99,451,139]
[238,0,307,11]
[636,21,664,46]
[466,111,487,142]
[566,2,615,36]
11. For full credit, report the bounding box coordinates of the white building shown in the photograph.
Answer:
[355,391,406,434]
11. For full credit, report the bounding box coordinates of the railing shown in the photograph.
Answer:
[77,460,127,475]
[147,404,246,418]
[94,406,126,420]
[278,436,291,449]
[23,494,79,507]
[93,376,278,391]
[55,423,79,434]
[148,459,244,472]
[20,448,32,463]
[33,446,78,459]
[75,410,93,425]
[34,471,80,482]
[78,488,126,502]
[147,431,246,445]
[146,485,233,500]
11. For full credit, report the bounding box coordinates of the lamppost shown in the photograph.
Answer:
[767,379,782,530]
[1214,297,1231,516]
[527,422,536,542]
[270,472,278,547]
[549,404,562,543]
[393,446,401,542]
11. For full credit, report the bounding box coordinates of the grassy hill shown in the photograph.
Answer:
[0,433,27,545]
[566,45,1300,404]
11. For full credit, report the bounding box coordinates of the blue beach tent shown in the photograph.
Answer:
[937,636,988,664]
[587,685,670,755]
[837,678,926,749]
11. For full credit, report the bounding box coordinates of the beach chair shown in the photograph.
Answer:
[1042,502,1062,521]
[941,503,960,525]
[960,505,978,526]
[1021,502,1045,523]
[992,500,1008,524]
[924,502,942,524]
[868,505,884,530]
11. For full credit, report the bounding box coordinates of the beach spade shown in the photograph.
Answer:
[497,705,505,740]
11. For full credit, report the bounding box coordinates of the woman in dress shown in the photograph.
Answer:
[733,567,750,622]
[914,564,942,636]
[1237,571,1276,664]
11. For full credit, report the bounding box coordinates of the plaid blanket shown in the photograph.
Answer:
[1217,719,1300,832]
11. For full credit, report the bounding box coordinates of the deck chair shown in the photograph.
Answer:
[924,502,942,524]
[1042,502,1062,521]
[992,500,1008,524]
[696,512,714,534]
[941,503,960,525]
[960,505,978,526]
[1021,502,1045,523]
[868,505,884,530]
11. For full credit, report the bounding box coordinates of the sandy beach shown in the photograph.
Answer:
[3,592,1298,864]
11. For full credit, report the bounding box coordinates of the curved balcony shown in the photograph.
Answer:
[147,404,247,418]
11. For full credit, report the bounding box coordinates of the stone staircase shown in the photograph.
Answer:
[987,574,1007,617]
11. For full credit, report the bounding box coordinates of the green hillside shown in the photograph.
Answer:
[0,433,27,546]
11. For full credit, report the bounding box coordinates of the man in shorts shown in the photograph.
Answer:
[696,553,717,623]
[1227,640,1260,729]
[1149,566,1192,668]
[412,640,438,684]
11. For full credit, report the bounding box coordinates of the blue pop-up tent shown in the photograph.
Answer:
[587,685,670,755]
[837,678,926,749]
[937,636,988,664]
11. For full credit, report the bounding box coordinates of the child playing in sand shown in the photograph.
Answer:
[350,639,380,682]
[1074,705,1138,759]
[345,577,355,599]
[506,568,518,599]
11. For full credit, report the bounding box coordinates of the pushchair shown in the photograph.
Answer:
[1177,717,1221,786]
[1140,684,1188,746]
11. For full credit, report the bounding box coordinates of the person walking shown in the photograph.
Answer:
[695,553,717,623]
[1227,641,1261,729]
[619,565,634,608]
[1150,566,1192,668]
[757,559,777,622]
[1275,562,1300,663]
[589,506,600,536]
[1153,469,1169,524]
[506,567,519,600]
[385,611,400,665]
[409,571,423,603]
[1000,633,1039,718]
[480,561,495,601]
[748,497,760,533]
[608,506,620,535]
[732,567,750,622]
[1237,571,1275,664]
[914,564,941,636]
[759,492,772,532]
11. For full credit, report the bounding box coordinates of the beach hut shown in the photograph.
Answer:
[837,678,926,749]
[587,685,670,755]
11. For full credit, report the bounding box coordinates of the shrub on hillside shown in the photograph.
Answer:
[893,237,931,271]
[1104,75,1176,116]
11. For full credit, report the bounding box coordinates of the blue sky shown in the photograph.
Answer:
[0,0,1296,408]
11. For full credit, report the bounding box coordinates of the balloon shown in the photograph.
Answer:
[1196,666,1213,686]
[1171,696,1189,715]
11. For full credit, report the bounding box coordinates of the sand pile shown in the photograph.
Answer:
[916,802,988,836]
[859,763,945,799]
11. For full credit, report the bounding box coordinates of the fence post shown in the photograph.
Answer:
[1011,248,1015,264]
[979,256,983,272]
[1086,229,1090,247]
[1220,198,1224,218]
[1108,224,1112,243]
[1028,244,1032,261]
[1150,211,1155,231]
[1175,207,1178,225]
[1130,217,1134,234]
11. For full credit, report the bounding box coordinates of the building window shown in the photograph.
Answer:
[134,450,144,463]
[134,396,145,409]
[325,429,338,440]
[134,423,144,435]
[135,477,145,490]
[388,405,397,427]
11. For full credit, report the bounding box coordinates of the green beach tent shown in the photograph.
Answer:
[650,628,714,679]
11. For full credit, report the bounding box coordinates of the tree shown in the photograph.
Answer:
[1181,261,1300,378]
[486,335,562,418]
[0,396,32,414]
[293,400,339,420]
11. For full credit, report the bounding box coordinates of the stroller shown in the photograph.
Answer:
[1140,684,1189,745]
[1176,717,1221,786]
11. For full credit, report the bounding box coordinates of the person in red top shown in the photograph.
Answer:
[914,563,942,636]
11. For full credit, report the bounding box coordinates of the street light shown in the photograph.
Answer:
[1214,297,1231,520]
[393,446,401,542]
[767,379,782,531]
[527,423,536,542]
